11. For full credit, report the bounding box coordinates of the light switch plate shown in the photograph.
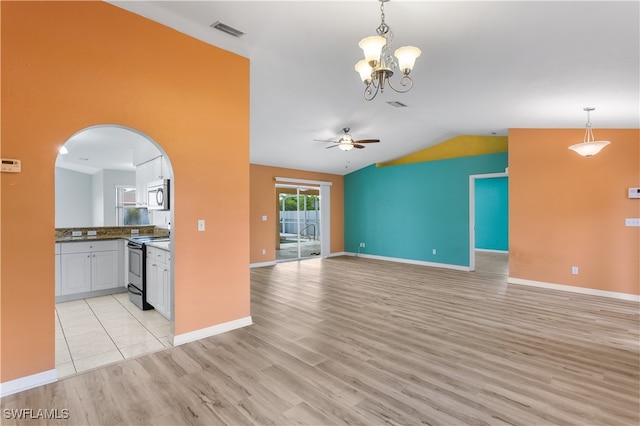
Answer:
[625,218,640,227]
[198,219,205,231]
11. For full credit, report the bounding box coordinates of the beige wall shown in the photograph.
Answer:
[250,165,344,263]
[1,1,250,382]
[509,129,639,295]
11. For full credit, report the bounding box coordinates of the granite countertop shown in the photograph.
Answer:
[55,226,169,243]
[56,235,130,242]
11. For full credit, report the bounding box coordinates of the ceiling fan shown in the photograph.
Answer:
[314,128,380,151]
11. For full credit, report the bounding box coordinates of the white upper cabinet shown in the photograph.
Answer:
[136,156,167,206]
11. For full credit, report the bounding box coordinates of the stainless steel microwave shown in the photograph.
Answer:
[147,179,170,210]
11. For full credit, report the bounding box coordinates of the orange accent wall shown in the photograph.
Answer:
[250,165,344,263]
[509,129,639,295]
[1,2,250,382]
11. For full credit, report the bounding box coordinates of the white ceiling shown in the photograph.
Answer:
[55,126,161,174]
[62,1,639,176]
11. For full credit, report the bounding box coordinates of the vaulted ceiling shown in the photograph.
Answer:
[69,1,638,176]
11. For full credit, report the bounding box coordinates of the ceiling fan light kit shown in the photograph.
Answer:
[355,0,421,101]
[568,107,611,157]
[314,128,380,151]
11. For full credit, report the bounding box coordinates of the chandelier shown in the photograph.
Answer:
[568,107,611,157]
[354,0,421,101]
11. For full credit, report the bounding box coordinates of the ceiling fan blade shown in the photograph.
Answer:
[354,139,380,144]
[353,144,365,149]
[314,139,338,143]
[325,144,339,149]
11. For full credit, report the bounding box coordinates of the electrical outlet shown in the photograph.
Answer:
[359,242,365,248]
[571,266,579,275]
[71,231,82,237]
[432,248,437,255]
[262,248,266,255]
[197,219,205,231]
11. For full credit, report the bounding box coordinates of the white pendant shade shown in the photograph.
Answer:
[568,141,610,157]
[568,107,611,157]
[359,36,386,65]
[354,59,373,83]
[394,46,421,73]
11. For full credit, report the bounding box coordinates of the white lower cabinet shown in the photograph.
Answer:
[146,246,171,320]
[60,252,92,295]
[59,240,119,296]
[92,250,120,291]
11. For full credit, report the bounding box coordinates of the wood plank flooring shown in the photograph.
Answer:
[2,253,639,425]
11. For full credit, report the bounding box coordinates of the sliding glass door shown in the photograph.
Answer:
[276,185,321,261]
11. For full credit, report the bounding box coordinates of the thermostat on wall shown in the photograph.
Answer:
[1,159,21,173]
[629,187,640,199]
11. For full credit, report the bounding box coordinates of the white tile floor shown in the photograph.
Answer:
[55,293,172,378]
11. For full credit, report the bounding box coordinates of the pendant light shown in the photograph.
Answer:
[568,107,610,157]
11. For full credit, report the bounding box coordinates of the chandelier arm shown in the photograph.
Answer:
[364,83,380,101]
[386,74,414,94]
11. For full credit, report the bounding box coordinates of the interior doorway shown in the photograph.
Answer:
[276,185,321,261]
[469,172,509,272]
[54,124,175,378]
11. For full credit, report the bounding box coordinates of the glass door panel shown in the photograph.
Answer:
[276,185,321,261]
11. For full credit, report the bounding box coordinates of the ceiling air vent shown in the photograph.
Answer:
[386,101,408,108]
[210,21,245,38]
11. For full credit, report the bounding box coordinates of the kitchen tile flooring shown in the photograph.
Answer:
[55,293,172,378]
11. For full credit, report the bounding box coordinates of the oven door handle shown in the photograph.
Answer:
[128,284,142,296]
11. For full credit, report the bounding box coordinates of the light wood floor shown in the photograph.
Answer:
[2,253,639,425]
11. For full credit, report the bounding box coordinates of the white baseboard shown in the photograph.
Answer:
[251,253,348,268]
[346,252,471,272]
[250,261,276,268]
[508,277,640,302]
[0,369,57,398]
[173,316,253,346]
[328,251,347,257]
[475,248,508,253]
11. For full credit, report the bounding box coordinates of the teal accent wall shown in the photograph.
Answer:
[344,153,508,267]
[475,177,509,251]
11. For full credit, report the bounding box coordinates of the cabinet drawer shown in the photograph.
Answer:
[61,240,119,254]
[146,246,168,264]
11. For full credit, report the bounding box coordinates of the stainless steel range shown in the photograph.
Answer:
[127,236,170,310]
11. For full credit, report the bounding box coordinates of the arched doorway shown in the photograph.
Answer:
[54,125,175,377]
